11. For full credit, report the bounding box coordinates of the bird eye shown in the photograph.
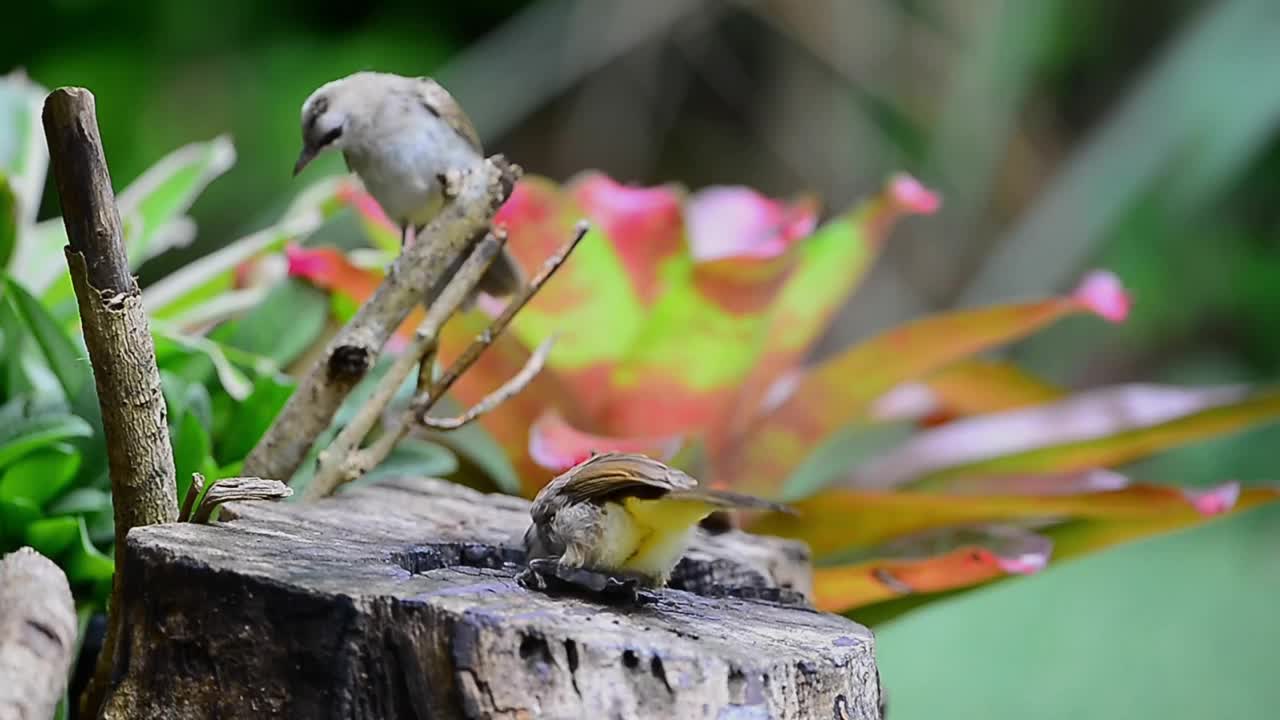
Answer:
[317,125,343,147]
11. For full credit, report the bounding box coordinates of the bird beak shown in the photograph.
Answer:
[293,145,317,177]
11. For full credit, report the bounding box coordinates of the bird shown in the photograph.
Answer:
[293,71,524,305]
[520,452,794,595]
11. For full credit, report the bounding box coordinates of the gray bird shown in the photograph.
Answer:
[294,71,523,303]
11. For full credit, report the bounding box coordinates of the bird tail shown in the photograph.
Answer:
[477,247,525,298]
[668,489,796,515]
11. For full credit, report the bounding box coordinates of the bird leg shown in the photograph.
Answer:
[401,223,417,250]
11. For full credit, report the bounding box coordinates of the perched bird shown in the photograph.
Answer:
[521,452,793,594]
[293,71,524,303]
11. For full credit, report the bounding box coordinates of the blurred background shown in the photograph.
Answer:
[8,0,1280,716]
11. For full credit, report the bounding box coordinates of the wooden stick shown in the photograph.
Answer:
[411,220,589,422]
[243,157,521,483]
[419,335,554,430]
[43,86,179,719]
[304,231,507,499]
[347,221,588,484]
[0,548,77,720]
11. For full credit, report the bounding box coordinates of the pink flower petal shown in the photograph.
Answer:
[1182,482,1241,516]
[337,182,398,232]
[887,173,941,215]
[284,243,335,281]
[1072,270,1131,323]
[996,551,1050,575]
[686,186,818,262]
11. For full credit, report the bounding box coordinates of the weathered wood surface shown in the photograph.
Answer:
[0,547,77,720]
[104,477,880,719]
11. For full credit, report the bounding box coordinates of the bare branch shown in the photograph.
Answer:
[43,86,179,719]
[349,220,589,482]
[243,157,521,483]
[304,232,508,499]
[412,220,590,422]
[420,336,555,431]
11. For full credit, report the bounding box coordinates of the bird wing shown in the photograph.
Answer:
[554,453,696,507]
[414,76,483,153]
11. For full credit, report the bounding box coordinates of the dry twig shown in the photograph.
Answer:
[419,336,555,431]
[43,87,179,719]
[411,220,590,422]
[303,232,508,499]
[341,221,589,491]
[243,157,521,483]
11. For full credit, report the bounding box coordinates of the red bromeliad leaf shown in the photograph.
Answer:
[936,469,1131,496]
[1043,484,1280,562]
[283,244,423,348]
[811,527,1051,613]
[718,174,940,448]
[592,187,821,437]
[494,175,680,423]
[527,409,683,475]
[870,360,1064,426]
[852,383,1249,490]
[747,481,1252,559]
[336,182,402,252]
[436,311,586,495]
[907,386,1280,490]
[722,271,1132,496]
[566,172,687,307]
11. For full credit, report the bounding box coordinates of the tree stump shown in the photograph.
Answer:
[103,477,881,719]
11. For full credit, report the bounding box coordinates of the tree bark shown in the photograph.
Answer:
[0,548,78,720]
[42,86,179,720]
[104,477,880,719]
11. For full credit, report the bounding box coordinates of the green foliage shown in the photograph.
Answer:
[0,71,463,615]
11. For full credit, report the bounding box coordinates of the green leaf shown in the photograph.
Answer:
[171,410,212,504]
[780,421,916,502]
[208,278,329,367]
[4,277,89,400]
[0,176,17,270]
[63,516,114,587]
[0,496,39,544]
[0,401,94,469]
[47,487,111,516]
[345,437,458,491]
[0,444,81,507]
[214,372,294,464]
[142,176,348,322]
[116,136,236,265]
[0,70,48,236]
[24,515,80,558]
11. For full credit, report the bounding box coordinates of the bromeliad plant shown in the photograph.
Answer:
[286,168,1280,624]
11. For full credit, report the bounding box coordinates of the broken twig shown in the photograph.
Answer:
[419,336,554,430]
[191,477,293,524]
[243,157,521,483]
[304,232,508,499]
[341,221,589,491]
[411,220,590,422]
[43,86,179,719]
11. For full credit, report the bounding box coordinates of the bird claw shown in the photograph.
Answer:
[519,559,657,605]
